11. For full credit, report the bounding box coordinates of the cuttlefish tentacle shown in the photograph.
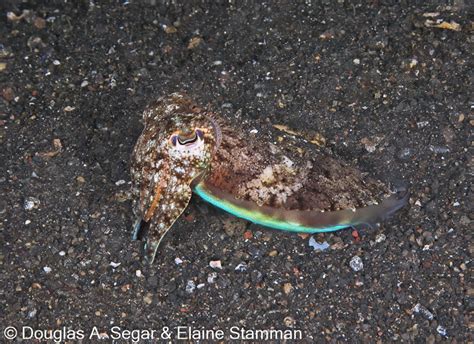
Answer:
[194,181,408,233]
[144,184,193,263]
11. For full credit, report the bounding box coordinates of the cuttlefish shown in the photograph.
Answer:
[131,93,408,263]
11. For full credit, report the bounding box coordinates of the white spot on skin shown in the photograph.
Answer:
[282,156,294,168]
[238,162,306,206]
[145,139,156,149]
[175,166,185,175]
[165,104,179,113]
[261,166,275,184]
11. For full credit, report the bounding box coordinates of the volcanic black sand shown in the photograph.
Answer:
[0,1,471,342]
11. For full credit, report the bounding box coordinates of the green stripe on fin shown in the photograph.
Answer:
[193,183,350,233]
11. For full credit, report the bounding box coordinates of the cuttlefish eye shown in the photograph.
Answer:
[169,129,204,147]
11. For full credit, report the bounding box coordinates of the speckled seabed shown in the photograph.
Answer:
[0,1,471,342]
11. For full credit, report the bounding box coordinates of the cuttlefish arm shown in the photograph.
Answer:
[194,181,408,233]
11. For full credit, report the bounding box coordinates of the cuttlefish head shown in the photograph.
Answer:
[131,93,221,263]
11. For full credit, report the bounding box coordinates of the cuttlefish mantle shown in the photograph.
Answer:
[194,181,408,234]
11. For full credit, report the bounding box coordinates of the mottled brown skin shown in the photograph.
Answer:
[130,93,217,262]
[207,131,391,212]
[131,93,399,263]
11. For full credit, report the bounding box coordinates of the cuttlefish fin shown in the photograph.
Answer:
[142,185,193,264]
[194,181,408,233]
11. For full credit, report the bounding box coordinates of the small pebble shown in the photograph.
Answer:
[309,237,330,251]
[115,179,126,186]
[135,270,142,277]
[235,262,247,272]
[429,145,450,154]
[27,36,46,50]
[6,12,20,21]
[436,325,447,337]
[268,250,278,257]
[409,58,418,68]
[2,87,14,102]
[163,25,177,34]
[187,36,202,49]
[43,266,52,273]
[185,280,196,293]
[25,220,31,225]
[24,197,40,210]
[58,251,66,256]
[412,303,434,320]
[375,233,386,243]
[207,272,217,284]
[174,257,183,265]
[143,293,153,304]
[361,137,376,152]
[353,58,360,65]
[109,262,121,268]
[350,256,364,272]
[283,316,296,327]
[53,60,61,65]
[209,260,222,269]
[398,147,413,159]
[33,17,46,29]
[283,282,293,295]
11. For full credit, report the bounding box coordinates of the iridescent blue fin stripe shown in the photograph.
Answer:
[194,181,408,234]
